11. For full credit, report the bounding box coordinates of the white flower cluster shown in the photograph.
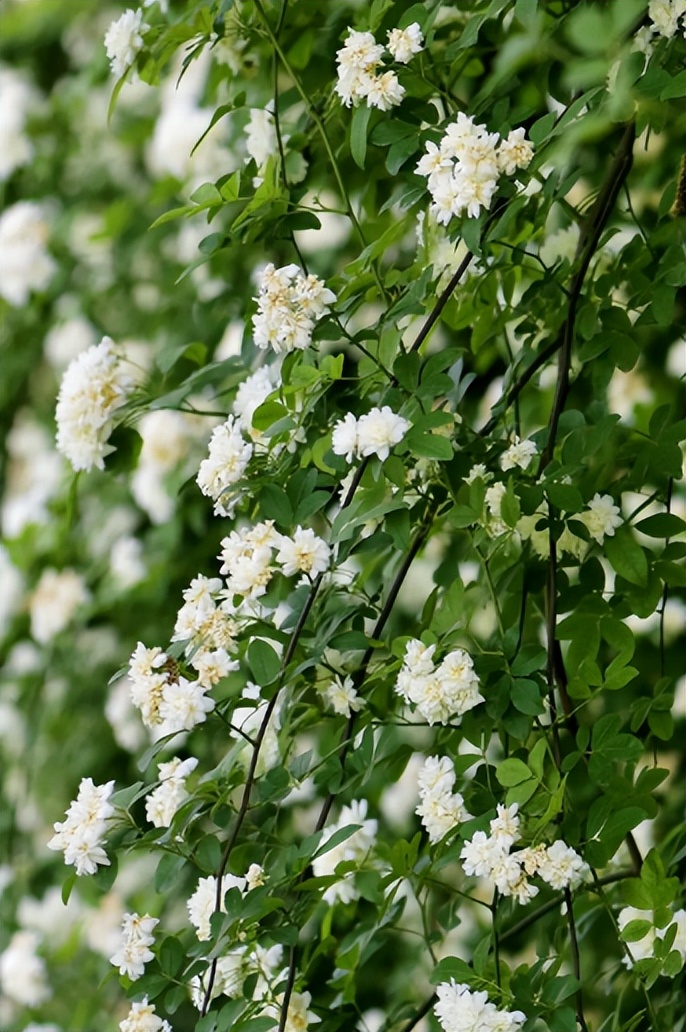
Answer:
[252,263,336,353]
[332,406,411,463]
[435,980,526,1032]
[0,201,56,306]
[55,336,133,472]
[110,912,159,980]
[395,639,484,725]
[30,567,89,644]
[104,8,149,78]
[47,777,115,876]
[312,799,377,904]
[646,0,686,40]
[0,66,37,182]
[187,872,248,941]
[618,906,686,968]
[500,435,538,471]
[335,23,424,110]
[197,416,253,517]
[416,756,471,844]
[460,806,588,904]
[322,674,363,718]
[191,940,282,1009]
[119,997,171,1032]
[219,521,330,603]
[518,491,623,557]
[416,113,534,224]
[0,930,51,1008]
[128,642,215,738]
[172,574,241,677]
[145,756,198,828]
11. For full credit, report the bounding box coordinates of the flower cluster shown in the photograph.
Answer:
[500,434,538,471]
[312,799,377,904]
[119,997,171,1032]
[219,521,330,603]
[110,912,159,980]
[579,492,623,544]
[128,642,215,738]
[618,906,686,968]
[460,806,588,904]
[104,8,149,78]
[172,574,241,673]
[435,980,526,1032]
[416,756,471,843]
[47,777,115,876]
[252,262,336,353]
[145,756,198,828]
[646,0,686,40]
[416,113,534,224]
[332,406,411,463]
[0,201,56,306]
[55,336,133,472]
[196,416,253,517]
[190,940,283,1009]
[187,873,248,941]
[395,639,484,725]
[335,23,424,109]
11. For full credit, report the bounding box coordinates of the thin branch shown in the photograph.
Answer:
[564,887,589,1032]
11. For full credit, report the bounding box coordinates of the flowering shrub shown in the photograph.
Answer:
[1,2,685,1032]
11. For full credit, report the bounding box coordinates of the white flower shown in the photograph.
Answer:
[464,463,493,485]
[386,23,424,63]
[187,873,246,941]
[356,406,411,461]
[110,535,146,588]
[261,989,321,1031]
[128,641,170,729]
[230,683,282,775]
[47,777,115,876]
[192,647,239,688]
[252,263,335,353]
[246,863,265,890]
[104,9,149,79]
[460,830,506,879]
[331,412,359,462]
[335,28,385,107]
[485,481,508,536]
[396,640,483,725]
[322,675,363,717]
[649,0,686,37]
[158,676,215,735]
[579,492,622,544]
[276,526,331,578]
[233,366,278,437]
[119,997,172,1032]
[245,107,277,169]
[145,757,198,828]
[489,803,521,850]
[312,799,377,904]
[30,568,89,643]
[196,416,253,517]
[0,201,56,306]
[497,127,535,176]
[0,930,51,1007]
[55,336,133,471]
[434,980,526,1032]
[110,912,159,980]
[500,435,538,471]
[365,70,405,111]
[416,757,470,844]
[0,67,37,182]
[535,840,588,890]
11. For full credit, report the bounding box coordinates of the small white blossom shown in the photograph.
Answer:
[464,463,493,485]
[578,492,622,544]
[0,201,56,306]
[395,639,483,725]
[119,997,171,1032]
[364,70,405,111]
[435,980,526,1032]
[497,127,535,176]
[322,675,363,717]
[335,29,385,107]
[47,777,115,876]
[187,874,246,941]
[534,840,588,890]
[104,9,149,79]
[30,568,89,643]
[110,912,159,980]
[253,263,335,353]
[145,757,198,828]
[245,107,277,169]
[386,23,424,63]
[55,336,133,472]
[489,803,521,850]
[312,799,377,904]
[0,931,51,1007]
[416,755,470,844]
[333,406,410,463]
[246,863,265,890]
[276,526,331,578]
[196,416,253,517]
[500,435,538,471]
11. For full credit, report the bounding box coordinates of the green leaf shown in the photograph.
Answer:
[495,757,532,787]
[190,182,223,207]
[248,639,281,685]
[635,513,686,538]
[430,955,474,985]
[511,678,544,715]
[405,430,454,460]
[604,530,648,587]
[351,104,372,170]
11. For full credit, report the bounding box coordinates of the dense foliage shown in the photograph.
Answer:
[0,1,684,1031]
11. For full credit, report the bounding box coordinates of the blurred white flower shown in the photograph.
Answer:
[0,931,51,1007]
[30,568,89,644]
[104,8,149,79]
[0,202,56,306]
